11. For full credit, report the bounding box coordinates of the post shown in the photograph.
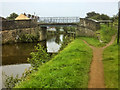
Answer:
[117,8,120,44]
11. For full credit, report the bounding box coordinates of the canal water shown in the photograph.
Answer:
[2,34,64,88]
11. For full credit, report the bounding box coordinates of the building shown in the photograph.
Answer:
[15,14,30,20]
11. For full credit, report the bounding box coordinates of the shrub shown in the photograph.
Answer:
[27,44,50,70]
[18,34,39,43]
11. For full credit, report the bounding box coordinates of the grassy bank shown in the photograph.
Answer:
[103,41,118,88]
[80,37,105,47]
[80,24,117,47]
[80,23,118,88]
[97,24,117,43]
[15,38,92,88]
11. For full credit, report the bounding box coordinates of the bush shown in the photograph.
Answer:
[27,44,50,70]
[18,34,39,43]
[99,24,117,43]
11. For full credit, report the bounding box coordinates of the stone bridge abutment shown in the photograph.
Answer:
[76,18,100,37]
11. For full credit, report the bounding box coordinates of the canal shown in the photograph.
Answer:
[2,34,64,88]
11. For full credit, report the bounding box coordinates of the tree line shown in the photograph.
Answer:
[5,12,118,21]
[86,11,118,21]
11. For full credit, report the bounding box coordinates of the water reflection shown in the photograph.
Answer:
[2,34,64,65]
[2,41,46,65]
[2,34,64,88]
[2,64,31,88]
[47,35,63,53]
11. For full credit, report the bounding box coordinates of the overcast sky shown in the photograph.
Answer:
[0,0,119,18]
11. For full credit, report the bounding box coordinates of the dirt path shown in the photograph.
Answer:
[83,35,116,88]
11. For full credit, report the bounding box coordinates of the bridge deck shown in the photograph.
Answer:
[38,23,78,27]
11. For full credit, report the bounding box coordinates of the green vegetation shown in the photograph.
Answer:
[55,27,60,34]
[6,13,18,20]
[86,11,110,20]
[60,35,74,51]
[15,38,92,88]
[97,24,117,43]
[80,37,105,47]
[4,44,50,88]
[27,44,50,70]
[80,24,117,47]
[18,34,39,43]
[3,66,34,88]
[103,41,118,88]
[80,22,118,88]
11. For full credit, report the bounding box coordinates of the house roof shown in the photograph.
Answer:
[15,14,30,20]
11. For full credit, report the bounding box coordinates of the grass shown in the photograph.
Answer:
[80,37,105,47]
[80,23,118,88]
[103,40,118,88]
[96,24,117,43]
[80,24,117,47]
[15,38,92,88]
[14,23,118,88]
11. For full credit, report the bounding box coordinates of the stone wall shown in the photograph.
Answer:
[79,18,100,31]
[2,20,37,31]
[1,27,47,44]
[76,18,100,37]
[76,27,95,37]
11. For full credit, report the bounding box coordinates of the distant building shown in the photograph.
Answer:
[15,14,30,20]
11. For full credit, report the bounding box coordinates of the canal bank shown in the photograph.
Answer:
[15,38,92,88]
[2,34,64,88]
[14,23,118,88]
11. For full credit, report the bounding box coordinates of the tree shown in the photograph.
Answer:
[27,14,31,18]
[56,27,60,34]
[100,14,110,20]
[63,27,68,33]
[111,14,118,22]
[86,11,100,18]
[86,11,110,20]
[6,13,18,20]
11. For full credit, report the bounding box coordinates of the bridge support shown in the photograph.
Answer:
[76,18,100,37]
[39,27,47,41]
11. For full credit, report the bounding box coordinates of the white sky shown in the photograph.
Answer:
[0,0,119,18]
[0,0,119,2]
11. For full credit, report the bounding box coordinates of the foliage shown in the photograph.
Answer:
[6,13,18,20]
[63,27,68,33]
[15,38,92,88]
[98,24,117,43]
[80,37,105,47]
[60,35,74,51]
[18,34,39,43]
[103,41,118,88]
[70,27,76,32]
[86,11,110,20]
[4,74,20,88]
[63,27,76,33]
[55,27,60,31]
[3,67,33,88]
[4,44,50,88]
[111,14,118,22]
[55,35,61,44]
[86,11,100,18]
[27,44,50,70]
[80,24,117,47]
